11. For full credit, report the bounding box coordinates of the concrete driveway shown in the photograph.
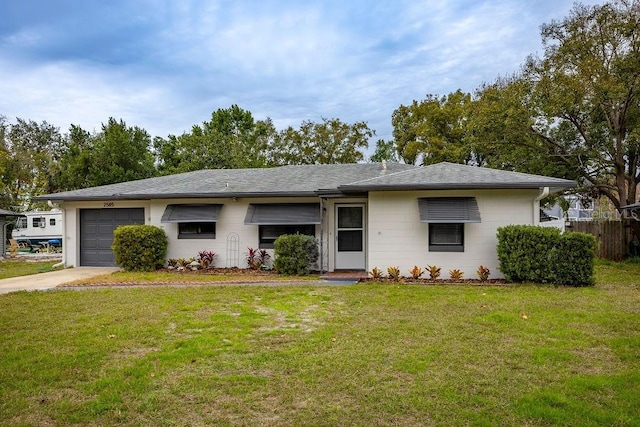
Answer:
[0,267,119,294]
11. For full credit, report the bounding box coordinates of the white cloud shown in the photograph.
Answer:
[0,0,606,151]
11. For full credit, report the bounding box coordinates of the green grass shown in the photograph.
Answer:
[1,270,638,425]
[595,258,640,285]
[0,259,61,279]
[66,270,319,285]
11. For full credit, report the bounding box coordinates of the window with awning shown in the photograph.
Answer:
[244,204,320,248]
[161,204,223,239]
[418,197,480,252]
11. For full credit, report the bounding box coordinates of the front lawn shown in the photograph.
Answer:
[64,269,319,286]
[0,259,60,279]
[1,279,638,425]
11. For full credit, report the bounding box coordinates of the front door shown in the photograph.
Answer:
[335,204,365,270]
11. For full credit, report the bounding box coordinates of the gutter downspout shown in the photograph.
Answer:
[319,198,325,275]
[49,200,66,269]
[2,221,8,258]
[534,187,550,226]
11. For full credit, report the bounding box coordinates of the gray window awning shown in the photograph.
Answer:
[244,203,321,225]
[418,197,481,223]
[161,204,223,223]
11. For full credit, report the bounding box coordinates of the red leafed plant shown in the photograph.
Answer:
[369,267,385,279]
[476,265,490,282]
[247,247,271,270]
[409,265,424,279]
[197,250,216,269]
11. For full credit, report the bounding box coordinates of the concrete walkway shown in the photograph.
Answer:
[0,267,119,294]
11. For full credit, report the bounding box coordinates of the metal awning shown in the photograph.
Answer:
[418,197,481,223]
[161,204,223,223]
[244,203,321,225]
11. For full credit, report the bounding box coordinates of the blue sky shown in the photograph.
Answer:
[0,0,600,153]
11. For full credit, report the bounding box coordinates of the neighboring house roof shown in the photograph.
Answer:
[34,162,576,202]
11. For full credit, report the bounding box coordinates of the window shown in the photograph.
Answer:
[259,224,315,249]
[429,223,464,252]
[178,222,216,239]
[50,218,56,226]
[15,218,26,229]
[32,217,44,228]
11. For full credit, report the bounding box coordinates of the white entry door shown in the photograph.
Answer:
[335,204,365,270]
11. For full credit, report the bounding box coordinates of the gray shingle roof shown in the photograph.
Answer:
[36,163,416,201]
[338,162,576,191]
[35,162,576,202]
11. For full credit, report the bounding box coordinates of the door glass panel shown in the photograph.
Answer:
[338,207,363,229]
[338,230,363,252]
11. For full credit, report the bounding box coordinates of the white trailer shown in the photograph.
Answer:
[11,209,63,246]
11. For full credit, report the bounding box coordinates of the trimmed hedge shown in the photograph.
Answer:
[112,225,168,272]
[497,225,596,286]
[273,234,319,275]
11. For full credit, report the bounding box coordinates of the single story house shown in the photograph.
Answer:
[34,162,575,278]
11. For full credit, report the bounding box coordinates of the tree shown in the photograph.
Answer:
[467,78,580,179]
[369,139,399,163]
[89,118,156,186]
[475,1,639,211]
[273,118,372,165]
[52,124,95,191]
[392,90,474,165]
[0,117,63,209]
[154,105,277,174]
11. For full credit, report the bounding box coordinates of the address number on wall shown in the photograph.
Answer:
[103,202,115,208]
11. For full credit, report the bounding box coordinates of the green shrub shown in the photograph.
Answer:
[497,225,596,286]
[551,232,596,286]
[273,234,319,275]
[112,225,168,272]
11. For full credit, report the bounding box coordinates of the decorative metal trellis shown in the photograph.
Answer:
[226,232,239,267]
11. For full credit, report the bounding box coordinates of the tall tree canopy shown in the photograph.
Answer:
[0,117,63,210]
[476,0,640,212]
[154,105,277,174]
[52,125,94,191]
[370,139,399,163]
[393,0,640,217]
[90,118,156,186]
[272,118,373,165]
[392,90,473,165]
[525,0,640,210]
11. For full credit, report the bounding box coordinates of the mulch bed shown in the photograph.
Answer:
[358,278,508,285]
[159,267,278,275]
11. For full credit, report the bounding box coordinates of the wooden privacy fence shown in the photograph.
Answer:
[568,221,635,261]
